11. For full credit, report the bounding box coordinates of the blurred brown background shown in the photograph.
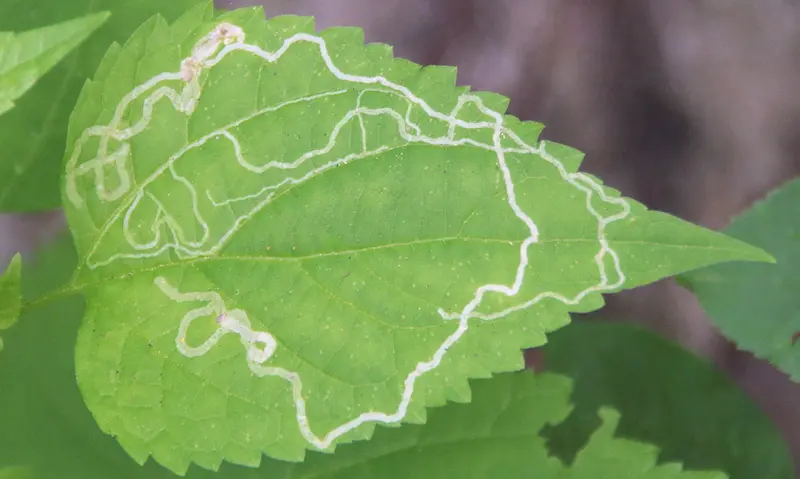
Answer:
[4,0,800,473]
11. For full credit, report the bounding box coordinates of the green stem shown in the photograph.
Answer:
[20,281,82,316]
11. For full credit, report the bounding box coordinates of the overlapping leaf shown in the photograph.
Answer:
[543,320,794,479]
[0,0,202,211]
[0,254,21,352]
[560,408,723,479]
[61,3,770,473]
[0,12,108,117]
[679,177,800,381]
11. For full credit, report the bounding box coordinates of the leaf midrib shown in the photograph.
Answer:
[24,234,755,317]
[23,235,519,312]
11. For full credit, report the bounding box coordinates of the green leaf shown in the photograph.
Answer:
[0,12,109,117]
[61,5,769,473]
[543,320,794,479]
[0,467,31,479]
[0,0,204,212]
[563,407,724,479]
[678,176,800,381]
[0,253,21,352]
[1,247,724,479]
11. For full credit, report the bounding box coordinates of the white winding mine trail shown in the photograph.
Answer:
[65,23,631,451]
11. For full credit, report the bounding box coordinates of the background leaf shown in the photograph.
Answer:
[0,12,109,117]
[543,320,793,479]
[62,5,770,472]
[0,0,203,211]
[0,253,21,351]
[563,407,723,479]
[679,176,800,382]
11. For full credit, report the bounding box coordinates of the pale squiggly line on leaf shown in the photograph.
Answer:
[65,23,630,451]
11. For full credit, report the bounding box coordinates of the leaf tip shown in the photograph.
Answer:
[0,252,22,338]
[732,239,776,264]
[66,10,112,39]
[89,10,112,25]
